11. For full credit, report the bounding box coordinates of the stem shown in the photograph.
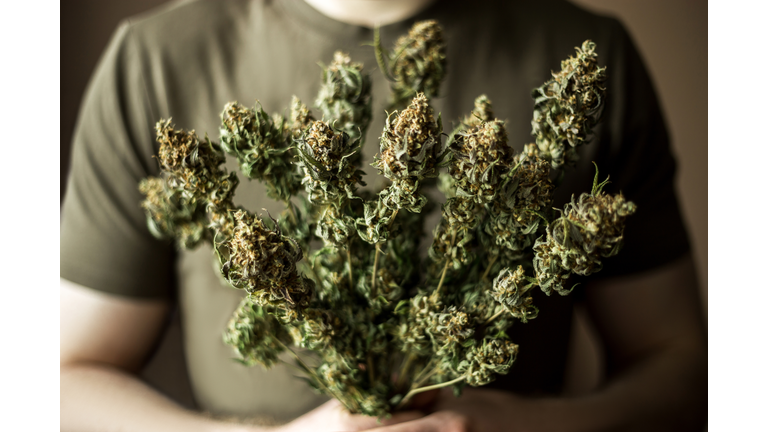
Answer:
[396,375,467,410]
[387,208,400,230]
[431,261,450,302]
[413,366,439,390]
[371,245,381,295]
[346,243,354,289]
[431,229,457,301]
[411,358,436,385]
[481,254,499,282]
[285,200,297,225]
[277,340,341,403]
[397,354,416,390]
[484,308,506,326]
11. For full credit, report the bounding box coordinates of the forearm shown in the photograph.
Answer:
[61,362,258,432]
[535,343,706,432]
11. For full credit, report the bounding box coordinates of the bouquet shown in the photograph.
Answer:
[139,20,636,417]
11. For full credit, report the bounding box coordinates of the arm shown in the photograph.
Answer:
[61,278,425,432]
[364,253,707,432]
[60,277,249,432]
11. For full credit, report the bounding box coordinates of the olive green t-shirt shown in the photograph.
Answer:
[61,0,690,423]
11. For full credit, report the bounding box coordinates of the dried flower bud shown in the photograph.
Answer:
[223,296,294,368]
[156,119,226,200]
[533,173,637,295]
[139,176,208,249]
[295,120,364,205]
[397,292,439,355]
[463,94,495,129]
[222,210,310,311]
[316,205,356,248]
[374,93,442,183]
[458,339,519,387]
[450,119,514,204]
[300,308,342,350]
[387,20,447,109]
[482,154,554,254]
[531,41,607,169]
[491,266,538,322]
[430,306,475,356]
[428,196,480,268]
[290,95,315,140]
[315,51,372,143]
[219,102,299,200]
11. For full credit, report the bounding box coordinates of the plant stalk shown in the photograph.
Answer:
[346,243,354,288]
[481,254,499,282]
[371,244,381,295]
[396,375,467,410]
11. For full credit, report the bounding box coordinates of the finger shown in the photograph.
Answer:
[360,412,470,432]
[380,409,425,426]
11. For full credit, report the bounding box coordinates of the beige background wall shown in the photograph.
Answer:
[60,0,707,414]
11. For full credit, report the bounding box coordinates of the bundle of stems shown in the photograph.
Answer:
[139,21,635,417]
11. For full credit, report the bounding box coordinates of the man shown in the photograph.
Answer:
[61,0,706,430]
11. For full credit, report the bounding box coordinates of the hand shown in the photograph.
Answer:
[279,399,426,432]
[359,388,532,432]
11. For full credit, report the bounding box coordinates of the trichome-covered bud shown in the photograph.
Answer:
[300,308,343,350]
[482,153,554,254]
[374,93,442,184]
[396,292,439,355]
[222,210,311,311]
[290,95,315,140]
[457,339,519,387]
[531,40,607,169]
[384,20,447,110]
[219,102,299,201]
[491,266,538,322]
[156,119,227,201]
[430,306,475,357]
[315,51,372,143]
[429,197,480,269]
[463,94,494,129]
[295,120,365,206]
[223,296,295,368]
[316,205,356,248]
[533,169,637,295]
[449,118,514,204]
[139,176,208,249]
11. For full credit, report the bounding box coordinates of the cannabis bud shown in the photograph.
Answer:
[491,266,538,322]
[450,118,514,204]
[223,297,296,368]
[290,95,315,140]
[222,210,312,313]
[373,93,443,211]
[458,339,519,387]
[156,119,227,200]
[463,94,494,128]
[376,20,447,110]
[316,51,372,144]
[531,40,607,169]
[533,169,637,295]
[295,120,365,206]
[429,197,479,269]
[139,177,207,249]
[482,153,554,256]
[219,101,299,201]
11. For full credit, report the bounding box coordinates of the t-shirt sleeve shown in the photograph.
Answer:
[587,19,691,279]
[60,20,176,299]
